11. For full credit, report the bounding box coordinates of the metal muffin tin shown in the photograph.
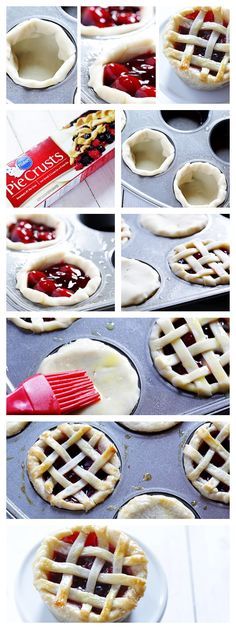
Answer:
[122,213,229,310]
[7,6,77,104]
[6,420,229,520]
[6,214,115,311]
[6,317,229,415]
[122,110,230,208]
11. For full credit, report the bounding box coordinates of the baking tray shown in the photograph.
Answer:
[121,110,230,208]
[6,317,229,415]
[6,214,115,311]
[6,419,229,520]
[7,6,77,104]
[122,213,230,310]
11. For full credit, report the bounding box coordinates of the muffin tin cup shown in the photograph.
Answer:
[121,110,230,208]
[6,215,115,311]
[7,6,77,104]
[6,420,229,520]
[122,213,229,310]
[7,318,229,415]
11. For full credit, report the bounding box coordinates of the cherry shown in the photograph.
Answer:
[103,63,127,85]
[135,84,156,98]
[52,288,73,298]
[82,7,112,27]
[28,270,46,287]
[112,73,142,96]
[34,278,56,295]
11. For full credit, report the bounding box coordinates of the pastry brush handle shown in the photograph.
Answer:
[7,374,60,414]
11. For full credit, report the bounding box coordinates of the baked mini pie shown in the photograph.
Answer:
[184,420,230,503]
[121,257,160,306]
[16,248,101,306]
[119,420,179,432]
[9,316,75,333]
[7,18,76,89]
[27,423,120,511]
[122,129,174,176]
[163,6,230,90]
[63,110,115,170]
[174,162,227,207]
[140,213,208,238]
[169,239,230,286]
[149,317,229,397]
[89,36,156,103]
[81,6,152,37]
[117,494,195,519]
[6,420,29,437]
[33,524,147,622]
[121,217,132,243]
[7,213,65,250]
[38,338,140,415]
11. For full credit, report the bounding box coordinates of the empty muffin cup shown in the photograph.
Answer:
[160,110,209,132]
[210,119,230,163]
[7,18,76,89]
[174,161,227,207]
[122,128,175,176]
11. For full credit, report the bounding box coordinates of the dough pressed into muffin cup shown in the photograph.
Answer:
[174,161,227,207]
[122,128,175,176]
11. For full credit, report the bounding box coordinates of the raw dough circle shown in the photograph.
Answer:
[7,18,76,89]
[169,239,230,286]
[38,338,140,415]
[140,213,208,238]
[119,420,179,432]
[174,162,227,207]
[117,494,195,519]
[16,248,101,306]
[6,213,65,251]
[81,7,152,37]
[9,316,75,333]
[7,420,29,437]
[122,129,175,176]
[121,257,160,306]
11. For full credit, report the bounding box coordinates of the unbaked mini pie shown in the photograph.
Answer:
[121,257,160,306]
[81,6,152,37]
[10,316,75,333]
[174,162,227,207]
[7,213,65,250]
[163,6,230,90]
[7,18,76,89]
[122,129,174,176]
[89,36,156,103]
[6,420,29,437]
[119,420,180,432]
[184,420,230,503]
[169,239,230,286]
[27,423,120,511]
[140,213,208,238]
[117,494,195,519]
[16,248,101,306]
[33,524,147,622]
[149,317,229,397]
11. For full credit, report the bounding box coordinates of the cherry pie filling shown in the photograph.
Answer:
[103,52,156,98]
[72,122,115,171]
[47,531,132,610]
[175,10,228,77]
[7,219,56,244]
[81,6,142,28]
[192,427,229,492]
[161,318,229,384]
[177,247,229,278]
[27,262,91,298]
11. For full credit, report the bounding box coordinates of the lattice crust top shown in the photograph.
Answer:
[33,525,147,622]
[27,423,121,512]
[164,6,230,88]
[64,110,115,164]
[169,239,230,286]
[149,317,229,397]
[184,420,230,503]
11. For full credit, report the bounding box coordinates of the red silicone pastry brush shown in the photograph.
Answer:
[7,371,101,415]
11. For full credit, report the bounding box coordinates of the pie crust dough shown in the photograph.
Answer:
[10,316,75,333]
[184,420,230,503]
[33,524,147,622]
[16,248,101,306]
[81,6,152,37]
[27,423,121,511]
[119,420,179,432]
[38,338,140,415]
[121,217,131,243]
[121,257,160,306]
[122,128,175,176]
[140,213,208,238]
[6,420,29,437]
[117,494,195,519]
[6,213,65,251]
[174,162,227,207]
[88,36,156,104]
[169,239,230,286]
[7,18,76,89]
[121,110,127,130]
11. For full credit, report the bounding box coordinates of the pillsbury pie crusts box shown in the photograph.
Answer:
[6,110,115,208]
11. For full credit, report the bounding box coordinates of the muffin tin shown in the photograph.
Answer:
[7,6,77,104]
[122,213,229,310]
[122,110,230,208]
[6,420,229,520]
[6,317,229,415]
[6,214,115,311]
